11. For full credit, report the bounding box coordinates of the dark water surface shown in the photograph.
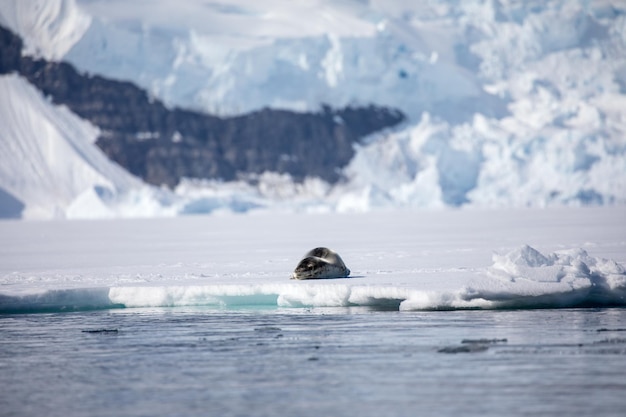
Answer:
[1,307,625,417]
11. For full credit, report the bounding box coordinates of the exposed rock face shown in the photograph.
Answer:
[1,25,405,187]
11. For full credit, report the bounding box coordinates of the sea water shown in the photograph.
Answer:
[2,306,625,417]
[1,208,625,416]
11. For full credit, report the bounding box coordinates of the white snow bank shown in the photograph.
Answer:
[0,74,192,219]
[451,246,626,310]
[0,74,145,219]
[334,112,626,210]
[1,245,624,313]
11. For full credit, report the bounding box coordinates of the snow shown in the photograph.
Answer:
[1,73,622,218]
[0,0,91,60]
[0,0,625,217]
[4,0,619,122]
[461,245,626,309]
[1,207,625,313]
[59,0,492,120]
[338,112,626,209]
[0,74,142,219]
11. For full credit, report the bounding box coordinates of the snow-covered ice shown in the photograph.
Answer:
[1,207,624,313]
[2,4,626,416]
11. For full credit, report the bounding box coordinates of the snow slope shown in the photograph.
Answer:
[0,74,150,219]
[0,0,625,217]
[0,208,624,313]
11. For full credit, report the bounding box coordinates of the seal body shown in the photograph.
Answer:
[291,247,350,280]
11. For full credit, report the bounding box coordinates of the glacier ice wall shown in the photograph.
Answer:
[0,0,625,217]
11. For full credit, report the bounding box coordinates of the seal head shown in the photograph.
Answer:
[291,247,350,280]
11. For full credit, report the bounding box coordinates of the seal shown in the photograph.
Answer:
[291,247,351,280]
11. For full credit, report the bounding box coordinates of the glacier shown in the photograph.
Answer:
[0,0,625,218]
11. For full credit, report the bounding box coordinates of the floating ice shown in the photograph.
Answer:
[1,245,624,314]
[457,246,626,309]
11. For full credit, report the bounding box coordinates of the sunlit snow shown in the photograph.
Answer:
[1,208,624,313]
[0,0,625,218]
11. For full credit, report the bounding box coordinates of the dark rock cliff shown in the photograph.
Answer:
[1,25,405,187]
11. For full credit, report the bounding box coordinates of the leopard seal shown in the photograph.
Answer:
[291,247,351,280]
